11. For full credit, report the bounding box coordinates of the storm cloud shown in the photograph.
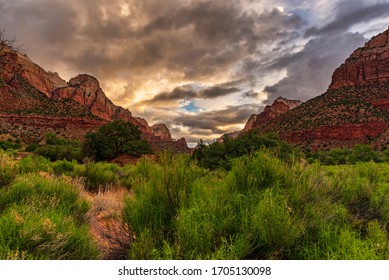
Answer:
[0,0,388,145]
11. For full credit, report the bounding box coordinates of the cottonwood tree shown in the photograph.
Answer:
[83,120,152,161]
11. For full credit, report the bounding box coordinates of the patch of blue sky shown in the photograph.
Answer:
[180,100,202,112]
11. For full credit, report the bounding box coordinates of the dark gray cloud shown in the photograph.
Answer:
[174,104,262,135]
[0,0,306,82]
[0,0,388,145]
[305,1,389,36]
[139,85,239,105]
[264,32,366,102]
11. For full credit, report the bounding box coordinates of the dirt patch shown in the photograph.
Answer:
[85,187,133,259]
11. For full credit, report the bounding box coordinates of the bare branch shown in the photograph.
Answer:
[0,28,22,52]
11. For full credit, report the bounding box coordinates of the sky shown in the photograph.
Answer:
[1,0,389,146]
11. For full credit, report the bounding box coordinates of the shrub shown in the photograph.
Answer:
[18,155,52,174]
[192,131,299,170]
[123,153,207,259]
[52,159,77,175]
[82,162,120,192]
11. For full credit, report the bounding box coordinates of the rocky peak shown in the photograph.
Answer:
[52,74,160,139]
[0,44,66,95]
[329,27,389,89]
[244,97,302,131]
[0,41,187,150]
[151,123,173,141]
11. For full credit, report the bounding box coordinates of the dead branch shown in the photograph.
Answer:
[0,28,21,51]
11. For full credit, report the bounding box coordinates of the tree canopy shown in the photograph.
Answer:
[83,120,152,161]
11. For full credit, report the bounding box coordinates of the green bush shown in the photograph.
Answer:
[52,159,77,175]
[81,162,120,192]
[18,155,52,174]
[0,140,21,151]
[192,131,300,170]
[123,153,207,259]
[122,152,389,260]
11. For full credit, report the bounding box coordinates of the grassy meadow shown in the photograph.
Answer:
[2,144,389,260]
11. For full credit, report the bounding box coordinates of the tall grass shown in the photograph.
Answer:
[0,174,99,259]
[0,151,18,187]
[123,151,389,260]
[123,153,207,259]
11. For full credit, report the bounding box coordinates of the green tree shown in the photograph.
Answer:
[83,120,152,161]
[348,144,379,164]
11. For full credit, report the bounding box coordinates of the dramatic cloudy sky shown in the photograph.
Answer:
[1,0,389,145]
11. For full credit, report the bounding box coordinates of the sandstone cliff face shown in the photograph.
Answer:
[0,41,187,150]
[151,124,173,141]
[0,45,67,95]
[243,97,302,131]
[329,28,389,89]
[283,122,389,150]
[235,27,389,150]
[219,97,302,142]
[51,74,148,129]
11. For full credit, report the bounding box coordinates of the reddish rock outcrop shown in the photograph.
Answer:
[52,74,150,131]
[0,45,66,95]
[219,97,302,142]
[244,97,302,131]
[329,28,389,89]
[0,114,106,143]
[283,122,388,149]
[0,40,189,151]
[151,124,173,141]
[235,27,389,150]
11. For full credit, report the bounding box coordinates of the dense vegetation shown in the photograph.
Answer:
[27,132,83,162]
[123,151,389,259]
[83,120,152,161]
[192,131,300,170]
[306,144,389,165]
[2,128,389,259]
[0,151,99,259]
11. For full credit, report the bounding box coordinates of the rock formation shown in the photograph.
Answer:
[330,28,389,89]
[0,39,187,151]
[240,27,389,150]
[243,97,302,131]
[151,124,173,141]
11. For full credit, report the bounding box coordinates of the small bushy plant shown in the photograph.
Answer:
[82,162,120,192]
[18,155,52,174]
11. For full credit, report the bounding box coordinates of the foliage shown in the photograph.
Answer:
[123,151,389,260]
[123,152,207,259]
[81,162,120,192]
[0,174,99,259]
[83,120,152,161]
[192,131,300,170]
[0,140,21,151]
[0,151,18,188]
[19,155,52,174]
[309,144,382,165]
[28,133,83,162]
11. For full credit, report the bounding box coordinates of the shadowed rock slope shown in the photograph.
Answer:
[241,27,389,151]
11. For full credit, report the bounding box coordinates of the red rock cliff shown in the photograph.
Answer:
[244,97,302,131]
[0,41,187,150]
[329,28,389,89]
